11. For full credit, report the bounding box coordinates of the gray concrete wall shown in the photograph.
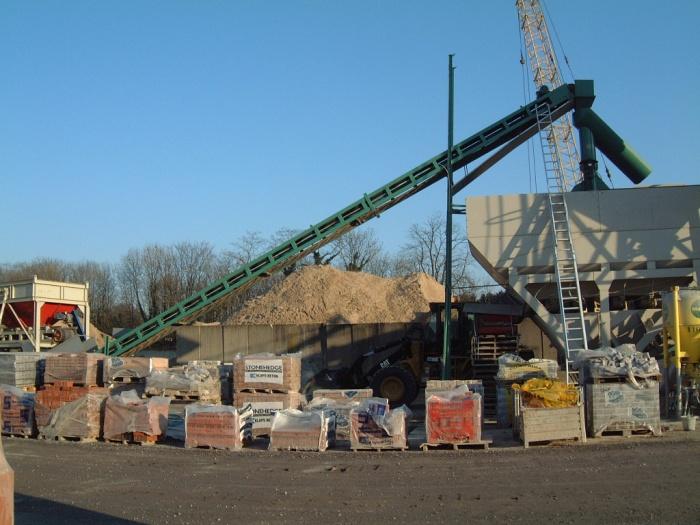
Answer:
[175,322,413,385]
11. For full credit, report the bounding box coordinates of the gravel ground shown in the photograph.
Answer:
[3,429,700,524]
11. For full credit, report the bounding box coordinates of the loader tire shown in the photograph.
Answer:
[370,366,418,407]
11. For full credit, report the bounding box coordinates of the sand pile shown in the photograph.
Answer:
[227,265,445,325]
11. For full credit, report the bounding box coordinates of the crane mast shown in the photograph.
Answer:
[517,0,588,376]
[517,0,581,191]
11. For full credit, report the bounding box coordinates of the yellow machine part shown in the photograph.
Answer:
[513,378,579,408]
[662,287,700,364]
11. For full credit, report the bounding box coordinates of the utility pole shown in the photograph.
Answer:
[442,54,455,380]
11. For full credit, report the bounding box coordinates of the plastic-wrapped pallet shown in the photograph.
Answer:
[0,385,35,437]
[496,354,558,382]
[185,404,253,450]
[44,353,104,386]
[39,392,107,440]
[426,386,482,444]
[35,383,110,428]
[233,391,303,437]
[0,353,44,388]
[305,396,362,449]
[103,357,169,384]
[574,345,661,384]
[585,380,661,437]
[103,391,170,442]
[349,398,409,450]
[269,408,334,451]
[233,352,301,393]
[311,389,373,402]
[0,426,13,525]
[145,364,221,403]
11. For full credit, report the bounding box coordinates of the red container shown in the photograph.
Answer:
[426,393,482,444]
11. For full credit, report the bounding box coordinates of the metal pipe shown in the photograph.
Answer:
[442,54,455,380]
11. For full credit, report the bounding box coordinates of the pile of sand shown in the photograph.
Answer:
[227,265,445,325]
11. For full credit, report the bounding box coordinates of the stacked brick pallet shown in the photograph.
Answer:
[0,419,14,525]
[307,389,373,448]
[269,408,334,451]
[185,404,252,450]
[422,381,486,450]
[350,398,408,451]
[103,391,170,445]
[233,353,303,437]
[0,385,35,437]
[578,349,662,437]
[37,353,107,441]
[0,353,44,389]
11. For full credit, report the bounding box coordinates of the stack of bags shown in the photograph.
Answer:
[232,353,303,437]
[145,363,221,403]
[349,398,410,451]
[184,404,253,450]
[103,390,170,444]
[304,389,373,449]
[0,385,35,437]
[103,356,169,397]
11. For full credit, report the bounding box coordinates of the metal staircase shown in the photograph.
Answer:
[534,100,588,380]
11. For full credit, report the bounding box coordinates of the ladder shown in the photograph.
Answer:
[534,100,588,381]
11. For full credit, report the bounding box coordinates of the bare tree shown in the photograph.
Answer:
[395,213,476,289]
[333,228,383,272]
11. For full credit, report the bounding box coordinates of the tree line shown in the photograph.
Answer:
[0,214,478,332]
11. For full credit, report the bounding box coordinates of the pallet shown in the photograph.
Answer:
[269,447,325,452]
[106,432,162,446]
[588,375,661,385]
[594,428,661,438]
[420,440,491,451]
[39,435,98,443]
[43,381,101,388]
[1,432,34,439]
[147,390,219,402]
[20,386,37,392]
[108,377,145,384]
[234,388,290,395]
[351,446,408,452]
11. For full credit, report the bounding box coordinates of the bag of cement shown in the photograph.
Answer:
[496,354,558,381]
[269,408,334,451]
[574,345,660,386]
[103,390,170,440]
[0,384,35,436]
[185,403,252,450]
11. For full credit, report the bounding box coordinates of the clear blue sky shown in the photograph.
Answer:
[2,1,698,264]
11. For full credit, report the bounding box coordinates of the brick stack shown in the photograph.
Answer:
[0,353,44,388]
[269,408,334,451]
[184,404,252,450]
[189,360,232,405]
[233,353,303,437]
[37,392,107,440]
[103,392,170,444]
[350,398,408,451]
[308,389,373,449]
[44,353,104,386]
[0,385,35,437]
[35,382,109,431]
[425,387,482,445]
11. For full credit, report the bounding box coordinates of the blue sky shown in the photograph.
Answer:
[2,1,698,264]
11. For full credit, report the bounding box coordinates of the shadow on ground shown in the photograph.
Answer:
[15,493,145,525]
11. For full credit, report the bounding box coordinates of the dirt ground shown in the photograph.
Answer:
[4,430,700,525]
